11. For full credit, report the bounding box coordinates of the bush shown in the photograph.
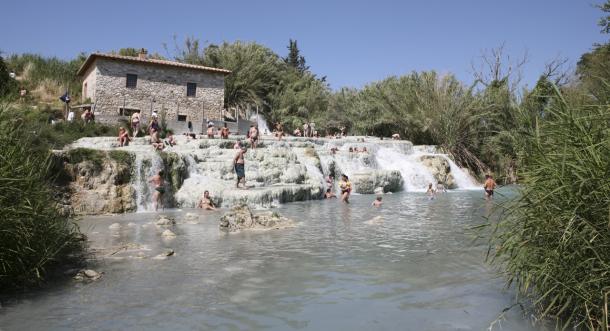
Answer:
[487,86,610,329]
[0,104,84,292]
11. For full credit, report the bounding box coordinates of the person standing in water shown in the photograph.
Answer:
[234,147,247,188]
[426,183,436,199]
[484,174,497,200]
[148,170,165,211]
[338,174,352,203]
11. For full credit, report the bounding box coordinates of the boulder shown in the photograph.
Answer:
[351,170,403,194]
[156,216,176,226]
[219,205,295,232]
[419,155,457,189]
[153,249,175,260]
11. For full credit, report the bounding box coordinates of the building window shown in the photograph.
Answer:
[177,115,187,122]
[119,108,140,116]
[186,82,196,97]
[126,74,138,88]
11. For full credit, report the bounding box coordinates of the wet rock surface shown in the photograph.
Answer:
[219,205,295,232]
[419,155,457,189]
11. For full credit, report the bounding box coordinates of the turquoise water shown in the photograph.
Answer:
[0,189,539,330]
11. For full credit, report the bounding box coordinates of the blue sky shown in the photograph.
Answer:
[1,0,607,89]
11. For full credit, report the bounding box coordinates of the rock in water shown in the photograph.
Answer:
[364,216,385,225]
[108,223,121,230]
[219,205,295,232]
[156,216,176,226]
[74,269,103,281]
[161,229,176,238]
[153,249,175,260]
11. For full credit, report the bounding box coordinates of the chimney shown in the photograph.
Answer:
[138,48,148,59]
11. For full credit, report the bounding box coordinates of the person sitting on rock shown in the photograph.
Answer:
[150,128,164,151]
[372,196,383,207]
[118,127,130,147]
[165,131,176,147]
[392,133,400,140]
[198,190,216,210]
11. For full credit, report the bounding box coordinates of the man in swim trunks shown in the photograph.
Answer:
[484,175,497,200]
[338,174,352,203]
[148,170,165,211]
[248,125,259,149]
[198,190,216,210]
[234,147,247,188]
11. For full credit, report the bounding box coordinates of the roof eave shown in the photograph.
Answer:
[76,53,231,77]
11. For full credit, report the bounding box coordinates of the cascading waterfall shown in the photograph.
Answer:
[375,148,437,191]
[133,152,165,212]
[65,135,481,211]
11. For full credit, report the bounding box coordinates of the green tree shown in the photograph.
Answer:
[284,39,308,73]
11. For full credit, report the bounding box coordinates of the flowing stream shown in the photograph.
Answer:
[0,189,539,330]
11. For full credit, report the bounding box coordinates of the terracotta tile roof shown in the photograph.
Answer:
[77,53,231,76]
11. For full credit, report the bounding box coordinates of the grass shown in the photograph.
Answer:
[486,86,610,329]
[0,104,85,292]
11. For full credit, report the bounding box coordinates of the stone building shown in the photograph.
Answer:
[77,51,230,131]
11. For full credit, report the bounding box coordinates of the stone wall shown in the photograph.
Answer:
[90,59,225,124]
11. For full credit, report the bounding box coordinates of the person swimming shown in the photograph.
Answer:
[372,196,383,207]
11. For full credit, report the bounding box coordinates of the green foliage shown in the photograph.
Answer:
[5,53,86,101]
[577,44,610,104]
[4,104,119,154]
[0,55,17,98]
[487,86,610,329]
[0,104,84,292]
[597,0,610,34]
[67,148,105,168]
[284,39,308,73]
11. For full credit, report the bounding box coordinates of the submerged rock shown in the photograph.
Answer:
[153,249,175,260]
[74,269,103,281]
[161,229,177,238]
[219,205,295,232]
[156,216,176,226]
[364,215,385,225]
[108,223,121,230]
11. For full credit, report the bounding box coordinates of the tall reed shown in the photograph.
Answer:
[487,86,610,329]
[0,104,84,292]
